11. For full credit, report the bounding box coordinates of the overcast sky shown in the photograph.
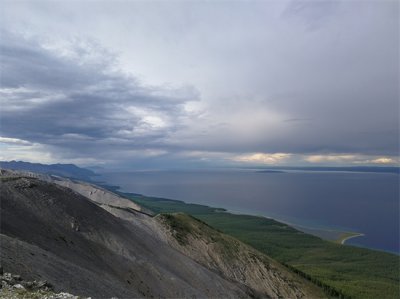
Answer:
[0,0,398,169]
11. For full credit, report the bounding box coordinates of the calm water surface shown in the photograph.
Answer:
[100,170,399,254]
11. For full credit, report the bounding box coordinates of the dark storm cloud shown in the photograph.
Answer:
[1,32,106,89]
[0,31,196,160]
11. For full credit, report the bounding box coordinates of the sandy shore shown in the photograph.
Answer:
[340,233,365,245]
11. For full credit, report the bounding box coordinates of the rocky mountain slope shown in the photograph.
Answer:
[0,170,325,298]
[157,213,324,298]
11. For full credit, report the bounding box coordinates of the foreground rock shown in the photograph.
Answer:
[0,271,82,299]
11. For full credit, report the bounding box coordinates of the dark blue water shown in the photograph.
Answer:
[100,170,399,254]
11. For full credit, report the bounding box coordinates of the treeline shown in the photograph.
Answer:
[282,263,350,299]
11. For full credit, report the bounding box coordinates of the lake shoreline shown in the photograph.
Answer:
[339,233,366,245]
[196,206,364,244]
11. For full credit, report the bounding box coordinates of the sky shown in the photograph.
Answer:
[0,0,399,169]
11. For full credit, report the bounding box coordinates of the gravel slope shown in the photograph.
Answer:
[0,176,254,298]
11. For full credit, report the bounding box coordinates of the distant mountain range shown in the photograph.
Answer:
[0,161,96,181]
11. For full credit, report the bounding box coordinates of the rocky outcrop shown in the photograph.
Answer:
[0,270,83,299]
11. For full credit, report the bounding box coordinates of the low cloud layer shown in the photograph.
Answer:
[0,1,398,168]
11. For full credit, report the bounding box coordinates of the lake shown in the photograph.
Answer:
[99,170,399,254]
